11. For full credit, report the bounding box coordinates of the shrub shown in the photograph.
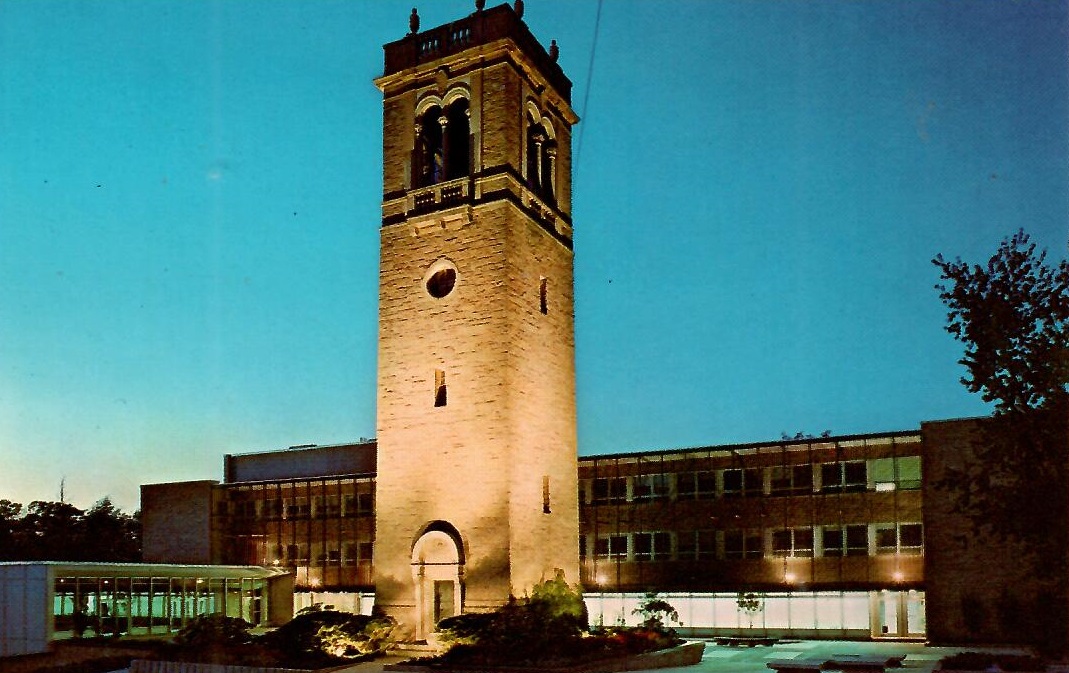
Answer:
[436,612,496,645]
[632,592,681,634]
[261,610,398,663]
[174,615,253,649]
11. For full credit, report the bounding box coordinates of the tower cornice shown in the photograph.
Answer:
[377,3,575,116]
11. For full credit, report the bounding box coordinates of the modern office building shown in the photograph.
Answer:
[143,420,973,641]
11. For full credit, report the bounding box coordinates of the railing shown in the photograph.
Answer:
[409,177,470,215]
[383,4,571,102]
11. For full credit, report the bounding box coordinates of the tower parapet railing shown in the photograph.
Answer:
[408,176,471,216]
[383,4,572,102]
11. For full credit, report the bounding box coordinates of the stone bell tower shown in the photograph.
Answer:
[372,2,580,636]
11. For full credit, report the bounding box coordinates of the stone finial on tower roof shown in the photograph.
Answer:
[476,0,486,11]
[409,7,420,34]
[514,0,525,19]
[549,39,559,62]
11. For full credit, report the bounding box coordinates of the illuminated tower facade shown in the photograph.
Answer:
[372,3,579,636]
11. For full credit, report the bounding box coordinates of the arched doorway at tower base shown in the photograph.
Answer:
[411,522,464,638]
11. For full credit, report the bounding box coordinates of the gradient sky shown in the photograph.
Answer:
[1,0,1066,513]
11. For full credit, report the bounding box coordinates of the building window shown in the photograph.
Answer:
[821,460,867,493]
[871,457,920,492]
[594,535,628,559]
[822,525,869,557]
[770,464,814,495]
[579,535,587,559]
[434,369,447,407]
[696,530,717,559]
[539,277,548,314]
[343,543,358,565]
[677,471,717,499]
[358,541,374,564]
[897,456,922,490]
[323,495,341,518]
[284,498,310,520]
[772,527,814,558]
[542,475,551,514]
[591,477,626,504]
[900,523,924,553]
[633,473,671,501]
[724,529,763,559]
[633,532,672,561]
[722,468,763,498]
[876,523,924,555]
[677,531,696,559]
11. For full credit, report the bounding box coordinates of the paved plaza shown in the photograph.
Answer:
[336,639,1028,673]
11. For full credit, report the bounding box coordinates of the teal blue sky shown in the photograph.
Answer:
[1,1,1066,512]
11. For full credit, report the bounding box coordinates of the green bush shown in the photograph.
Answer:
[632,592,681,635]
[174,615,253,649]
[431,575,680,667]
[436,612,496,645]
[260,610,398,663]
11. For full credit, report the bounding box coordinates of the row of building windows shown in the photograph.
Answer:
[220,494,374,520]
[586,457,921,504]
[580,523,923,562]
[269,541,374,566]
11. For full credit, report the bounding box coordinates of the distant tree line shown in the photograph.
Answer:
[0,497,140,562]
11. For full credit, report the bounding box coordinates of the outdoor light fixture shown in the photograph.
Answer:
[893,571,904,582]
[784,572,796,584]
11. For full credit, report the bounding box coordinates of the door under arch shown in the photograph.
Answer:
[411,526,463,637]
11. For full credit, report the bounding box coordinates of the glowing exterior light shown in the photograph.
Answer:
[893,571,904,582]
[784,572,796,584]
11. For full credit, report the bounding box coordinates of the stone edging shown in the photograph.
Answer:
[384,640,706,673]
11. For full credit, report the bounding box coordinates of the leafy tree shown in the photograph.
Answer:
[632,592,681,633]
[933,229,1069,412]
[933,229,1069,652]
[0,500,22,560]
[81,497,141,561]
[19,500,85,560]
[0,496,140,561]
[933,231,1069,546]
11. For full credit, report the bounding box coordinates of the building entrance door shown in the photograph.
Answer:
[412,525,463,638]
[871,591,925,638]
[434,580,456,624]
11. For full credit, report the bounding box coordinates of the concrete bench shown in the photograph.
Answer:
[828,655,906,673]
[717,636,778,647]
[767,659,833,673]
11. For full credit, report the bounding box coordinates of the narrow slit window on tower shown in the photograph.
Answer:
[539,277,548,314]
[542,475,551,513]
[434,369,447,407]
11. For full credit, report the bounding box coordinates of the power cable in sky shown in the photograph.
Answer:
[573,0,603,182]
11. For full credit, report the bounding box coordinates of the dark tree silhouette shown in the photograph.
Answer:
[933,229,1069,651]
[0,496,140,562]
[933,229,1069,414]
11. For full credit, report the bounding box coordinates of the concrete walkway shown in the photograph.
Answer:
[331,639,1029,673]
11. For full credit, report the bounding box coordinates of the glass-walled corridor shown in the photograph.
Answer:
[53,575,269,637]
